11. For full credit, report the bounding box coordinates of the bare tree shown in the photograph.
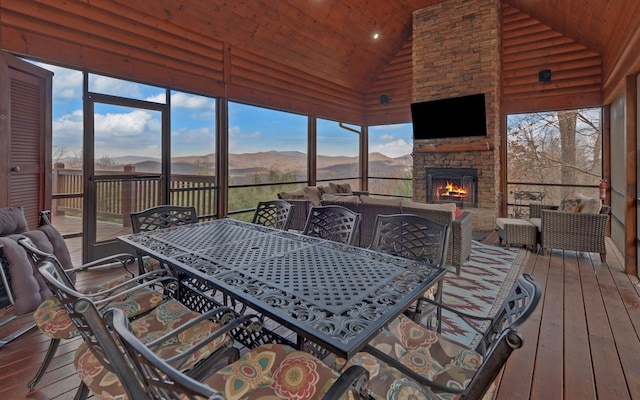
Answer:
[507,108,601,205]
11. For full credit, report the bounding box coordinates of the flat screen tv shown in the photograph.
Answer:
[411,93,487,140]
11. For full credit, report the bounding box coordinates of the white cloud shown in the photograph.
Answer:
[370,138,412,158]
[378,134,395,141]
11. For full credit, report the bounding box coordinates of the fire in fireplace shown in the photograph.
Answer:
[426,168,478,208]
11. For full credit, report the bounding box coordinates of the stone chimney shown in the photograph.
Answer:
[412,0,501,231]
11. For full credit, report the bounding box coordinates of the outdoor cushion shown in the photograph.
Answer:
[34,285,163,340]
[0,207,29,236]
[74,299,231,399]
[278,188,308,201]
[401,200,457,220]
[361,195,403,207]
[302,186,323,205]
[329,182,353,194]
[576,194,602,214]
[0,236,51,314]
[335,314,482,399]
[322,193,361,203]
[204,343,351,400]
[559,197,581,212]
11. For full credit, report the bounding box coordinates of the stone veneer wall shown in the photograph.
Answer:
[412,0,501,232]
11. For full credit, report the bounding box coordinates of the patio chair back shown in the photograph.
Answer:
[130,205,198,273]
[130,205,198,232]
[251,199,292,230]
[358,273,541,400]
[369,213,450,268]
[302,205,362,245]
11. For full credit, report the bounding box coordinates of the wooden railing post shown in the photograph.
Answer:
[52,162,65,215]
[122,164,136,227]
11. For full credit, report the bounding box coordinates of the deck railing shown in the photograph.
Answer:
[52,164,218,224]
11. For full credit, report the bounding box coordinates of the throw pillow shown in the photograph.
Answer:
[302,186,322,205]
[0,207,29,236]
[576,194,602,214]
[559,196,582,212]
[455,207,464,219]
[329,182,353,194]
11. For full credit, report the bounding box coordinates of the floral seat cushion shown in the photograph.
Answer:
[335,314,482,399]
[34,275,164,340]
[74,299,232,399]
[205,343,358,400]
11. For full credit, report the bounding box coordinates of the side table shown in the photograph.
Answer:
[495,217,538,251]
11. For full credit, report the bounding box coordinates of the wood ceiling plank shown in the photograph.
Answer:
[27,0,223,67]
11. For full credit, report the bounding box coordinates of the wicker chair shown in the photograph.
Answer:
[34,256,238,400]
[337,273,542,400]
[80,302,370,400]
[529,203,611,261]
[251,199,293,230]
[302,205,362,246]
[131,205,198,273]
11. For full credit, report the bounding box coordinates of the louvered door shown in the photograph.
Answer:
[0,52,52,228]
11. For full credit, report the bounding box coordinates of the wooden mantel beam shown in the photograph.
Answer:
[414,141,492,153]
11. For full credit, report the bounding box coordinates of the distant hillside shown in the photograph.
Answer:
[78,151,411,179]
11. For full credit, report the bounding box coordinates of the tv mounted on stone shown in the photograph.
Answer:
[411,93,488,140]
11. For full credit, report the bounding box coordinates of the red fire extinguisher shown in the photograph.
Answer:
[599,178,607,200]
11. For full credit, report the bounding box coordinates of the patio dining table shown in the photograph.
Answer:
[118,218,446,360]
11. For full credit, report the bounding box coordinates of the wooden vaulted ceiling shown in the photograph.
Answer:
[1,0,639,123]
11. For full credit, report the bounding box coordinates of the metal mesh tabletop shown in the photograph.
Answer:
[234,245,404,314]
[119,218,445,358]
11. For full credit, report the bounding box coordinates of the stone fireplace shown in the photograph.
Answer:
[426,168,478,208]
[411,0,501,231]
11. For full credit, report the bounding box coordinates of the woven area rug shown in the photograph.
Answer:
[420,241,528,348]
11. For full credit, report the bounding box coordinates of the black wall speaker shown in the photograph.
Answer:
[538,69,552,82]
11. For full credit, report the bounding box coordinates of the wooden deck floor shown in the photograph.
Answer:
[0,232,639,399]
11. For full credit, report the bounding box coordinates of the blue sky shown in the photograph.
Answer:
[38,62,413,160]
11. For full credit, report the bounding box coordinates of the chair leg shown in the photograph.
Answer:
[0,320,36,349]
[28,338,60,390]
[73,381,90,400]
[600,253,606,263]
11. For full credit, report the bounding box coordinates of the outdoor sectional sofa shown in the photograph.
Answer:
[278,187,473,274]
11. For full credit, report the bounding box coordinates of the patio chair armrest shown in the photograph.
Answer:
[71,253,136,277]
[321,365,369,400]
[421,298,492,335]
[87,269,172,297]
[145,309,259,365]
[90,276,178,306]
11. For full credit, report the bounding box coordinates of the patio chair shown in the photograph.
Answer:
[302,204,362,246]
[18,236,172,390]
[130,205,198,273]
[101,304,370,400]
[369,213,450,323]
[251,199,293,230]
[7,211,168,390]
[336,273,542,400]
[35,256,239,400]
